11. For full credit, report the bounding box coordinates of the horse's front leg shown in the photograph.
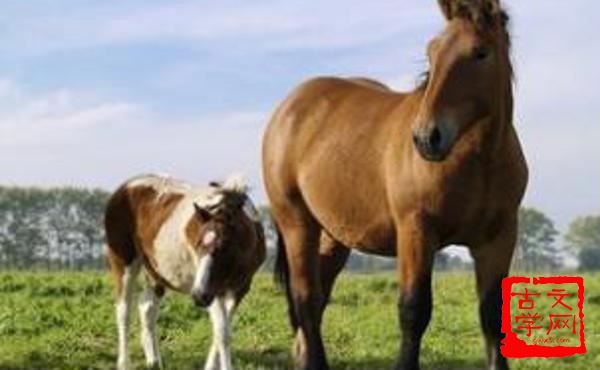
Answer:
[205,297,233,370]
[395,214,436,370]
[470,218,516,370]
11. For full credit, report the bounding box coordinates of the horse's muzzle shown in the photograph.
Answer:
[412,126,451,162]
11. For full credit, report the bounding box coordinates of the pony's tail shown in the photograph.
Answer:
[273,225,298,331]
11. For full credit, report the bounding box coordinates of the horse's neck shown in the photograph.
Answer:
[485,73,514,160]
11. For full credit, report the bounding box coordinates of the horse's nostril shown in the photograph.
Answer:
[412,133,421,147]
[429,127,442,151]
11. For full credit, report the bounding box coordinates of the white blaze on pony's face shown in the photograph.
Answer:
[189,205,224,308]
[191,252,215,307]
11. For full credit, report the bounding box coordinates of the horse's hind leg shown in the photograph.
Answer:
[107,251,141,370]
[319,232,350,308]
[139,278,164,370]
[279,210,327,370]
[471,220,516,370]
[294,232,349,362]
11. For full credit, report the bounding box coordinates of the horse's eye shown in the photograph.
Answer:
[473,46,490,61]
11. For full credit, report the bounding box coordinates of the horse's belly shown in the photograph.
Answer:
[299,169,395,254]
[307,197,396,255]
[328,220,396,255]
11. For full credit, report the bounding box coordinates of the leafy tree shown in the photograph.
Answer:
[578,247,600,271]
[0,186,109,269]
[565,215,600,250]
[515,208,562,271]
[565,215,600,271]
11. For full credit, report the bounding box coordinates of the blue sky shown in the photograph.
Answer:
[0,0,599,230]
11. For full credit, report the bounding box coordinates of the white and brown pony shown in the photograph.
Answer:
[105,174,265,370]
[263,0,527,370]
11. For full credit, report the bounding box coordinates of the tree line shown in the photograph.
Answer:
[0,186,598,272]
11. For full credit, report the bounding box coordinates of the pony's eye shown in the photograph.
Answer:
[473,46,490,61]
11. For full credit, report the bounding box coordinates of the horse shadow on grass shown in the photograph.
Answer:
[233,346,485,370]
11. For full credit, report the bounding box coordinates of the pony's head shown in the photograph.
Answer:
[189,174,258,307]
[412,0,512,161]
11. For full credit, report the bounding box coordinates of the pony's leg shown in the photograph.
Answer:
[280,218,327,370]
[293,232,349,362]
[471,220,516,370]
[204,292,239,370]
[139,283,164,369]
[205,297,233,370]
[395,215,436,370]
[114,259,141,370]
[204,339,219,370]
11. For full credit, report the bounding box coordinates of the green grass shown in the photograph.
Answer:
[0,271,597,370]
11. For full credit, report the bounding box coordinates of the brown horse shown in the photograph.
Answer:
[262,0,527,369]
[105,174,265,370]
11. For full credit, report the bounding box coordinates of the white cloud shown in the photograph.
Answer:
[0,78,265,194]
[0,81,144,149]
[1,1,437,55]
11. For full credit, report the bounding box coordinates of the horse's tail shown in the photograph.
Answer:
[273,225,298,331]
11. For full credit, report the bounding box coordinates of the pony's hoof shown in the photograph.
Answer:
[145,363,162,370]
[117,363,129,370]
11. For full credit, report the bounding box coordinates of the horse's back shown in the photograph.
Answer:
[347,77,392,91]
[263,76,402,177]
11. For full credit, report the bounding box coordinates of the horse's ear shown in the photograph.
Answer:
[438,0,507,27]
[480,0,509,28]
[485,0,508,24]
[438,0,455,20]
[484,0,501,13]
[437,0,470,20]
[194,203,212,222]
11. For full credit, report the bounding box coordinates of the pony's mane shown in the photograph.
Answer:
[221,173,249,195]
[196,173,253,218]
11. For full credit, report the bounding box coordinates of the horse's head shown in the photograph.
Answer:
[412,0,512,161]
[189,175,257,308]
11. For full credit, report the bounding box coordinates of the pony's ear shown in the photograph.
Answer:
[194,203,212,222]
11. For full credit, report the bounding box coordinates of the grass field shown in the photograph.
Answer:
[0,271,597,370]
